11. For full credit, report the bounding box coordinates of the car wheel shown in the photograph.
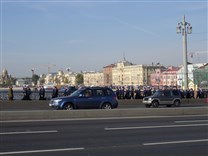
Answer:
[173,100,181,107]
[63,103,74,110]
[152,101,159,108]
[101,103,112,109]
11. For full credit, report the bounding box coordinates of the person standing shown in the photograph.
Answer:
[52,86,59,98]
[26,86,31,100]
[22,86,27,100]
[39,86,45,100]
[64,86,68,96]
[8,86,14,100]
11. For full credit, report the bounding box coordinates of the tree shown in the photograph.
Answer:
[32,74,40,86]
[39,78,45,85]
[75,73,83,85]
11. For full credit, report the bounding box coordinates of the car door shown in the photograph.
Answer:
[160,90,172,104]
[92,89,106,108]
[76,89,94,109]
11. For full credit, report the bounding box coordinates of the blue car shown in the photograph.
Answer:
[49,87,118,110]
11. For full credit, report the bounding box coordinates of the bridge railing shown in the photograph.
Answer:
[0,90,66,100]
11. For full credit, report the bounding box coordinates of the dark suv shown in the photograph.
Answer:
[142,89,181,108]
[49,87,118,110]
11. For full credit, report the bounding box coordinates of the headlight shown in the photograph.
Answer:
[53,99,62,104]
[148,98,152,101]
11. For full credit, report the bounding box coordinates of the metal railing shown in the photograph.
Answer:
[0,90,66,100]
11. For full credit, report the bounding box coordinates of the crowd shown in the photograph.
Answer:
[114,86,207,100]
[6,85,70,100]
[6,85,208,101]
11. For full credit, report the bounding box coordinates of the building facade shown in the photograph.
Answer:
[162,66,179,87]
[83,71,104,86]
[112,60,160,86]
[150,67,167,87]
[41,70,77,86]
[177,63,205,89]
[193,63,208,89]
[103,64,116,86]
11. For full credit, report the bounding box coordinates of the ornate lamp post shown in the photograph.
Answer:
[177,15,192,90]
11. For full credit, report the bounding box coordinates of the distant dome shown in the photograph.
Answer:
[2,69,8,76]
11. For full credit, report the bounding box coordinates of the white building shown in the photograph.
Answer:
[41,70,77,86]
[176,63,205,89]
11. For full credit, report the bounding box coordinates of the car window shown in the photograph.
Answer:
[83,89,93,97]
[153,91,162,97]
[105,89,113,96]
[94,89,105,96]
[163,90,171,97]
[70,89,84,97]
[172,90,179,96]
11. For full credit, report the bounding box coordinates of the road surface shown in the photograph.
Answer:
[1,115,208,156]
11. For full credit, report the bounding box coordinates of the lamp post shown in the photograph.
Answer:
[31,68,35,76]
[177,15,192,90]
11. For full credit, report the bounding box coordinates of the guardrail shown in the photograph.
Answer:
[0,90,66,100]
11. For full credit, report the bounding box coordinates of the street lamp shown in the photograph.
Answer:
[177,15,192,90]
[31,68,35,76]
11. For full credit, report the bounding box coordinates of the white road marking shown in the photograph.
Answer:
[0,148,85,155]
[105,123,208,131]
[175,120,208,123]
[143,139,208,146]
[0,130,58,135]
[1,114,208,123]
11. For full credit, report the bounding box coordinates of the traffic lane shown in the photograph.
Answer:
[1,115,208,155]
[1,114,208,132]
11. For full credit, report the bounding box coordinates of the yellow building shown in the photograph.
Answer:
[83,71,104,86]
[112,60,160,86]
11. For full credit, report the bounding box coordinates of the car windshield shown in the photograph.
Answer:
[70,88,84,97]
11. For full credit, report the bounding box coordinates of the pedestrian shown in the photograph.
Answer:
[125,87,131,99]
[26,86,31,100]
[135,87,141,99]
[185,89,190,98]
[131,86,134,99]
[120,87,125,99]
[143,88,147,97]
[39,86,45,100]
[116,87,120,99]
[52,86,59,98]
[22,86,27,100]
[190,88,194,99]
[64,86,68,96]
[8,86,14,100]
[196,89,202,98]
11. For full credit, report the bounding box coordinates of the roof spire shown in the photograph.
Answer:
[123,52,126,61]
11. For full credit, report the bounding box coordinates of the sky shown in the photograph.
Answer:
[0,0,207,77]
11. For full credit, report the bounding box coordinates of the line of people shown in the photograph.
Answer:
[115,86,207,100]
[7,85,59,100]
[38,86,59,100]
[7,85,207,100]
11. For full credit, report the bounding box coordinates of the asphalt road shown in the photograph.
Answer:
[0,99,208,111]
[1,115,208,156]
